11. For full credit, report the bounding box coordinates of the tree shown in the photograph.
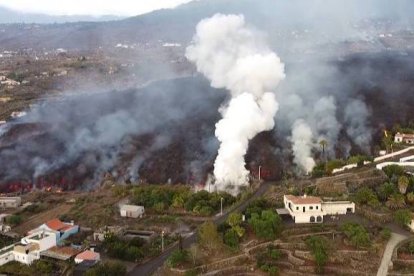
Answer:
[407,192,414,204]
[227,212,245,237]
[377,182,397,201]
[85,261,127,276]
[398,176,409,194]
[198,221,222,252]
[394,209,412,227]
[408,241,414,255]
[224,229,239,249]
[167,249,189,268]
[306,236,329,273]
[248,210,282,240]
[386,193,406,209]
[383,165,405,179]
[354,187,378,205]
[319,139,328,161]
[341,223,371,248]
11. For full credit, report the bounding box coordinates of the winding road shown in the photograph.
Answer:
[377,232,409,276]
[128,181,273,276]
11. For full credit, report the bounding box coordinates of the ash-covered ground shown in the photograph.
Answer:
[1,50,414,192]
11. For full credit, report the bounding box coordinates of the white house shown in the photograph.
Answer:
[282,195,355,224]
[0,197,21,209]
[120,205,145,218]
[28,218,79,244]
[395,133,414,144]
[14,231,57,265]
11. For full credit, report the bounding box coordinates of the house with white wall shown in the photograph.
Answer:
[395,133,414,144]
[0,197,21,208]
[28,218,79,244]
[282,195,355,223]
[120,205,145,218]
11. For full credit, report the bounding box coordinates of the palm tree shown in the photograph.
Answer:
[319,139,328,161]
[386,193,406,209]
[398,176,409,194]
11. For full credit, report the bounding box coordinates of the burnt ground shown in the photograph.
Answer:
[1,51,414,192]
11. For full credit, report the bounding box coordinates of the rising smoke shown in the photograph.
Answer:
[186,14,285,193]
[290,119,315,174]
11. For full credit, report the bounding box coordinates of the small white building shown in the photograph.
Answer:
[395,133,414,144]
[120,205,145,218]
[282,195,355,224]
[0,197,21,209]
[13,230,57,265]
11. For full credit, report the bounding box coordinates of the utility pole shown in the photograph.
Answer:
[258,165,262,182]
[220,197,224,216]
[161,230,165,252]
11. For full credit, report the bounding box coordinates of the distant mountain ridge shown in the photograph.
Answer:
[0,6,124,24]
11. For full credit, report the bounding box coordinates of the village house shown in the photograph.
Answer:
[0,197,22,209]
[75,249,100,264]
[280,195,355,223]
[28,218,79,244]
[395,132,414,144]
[0,219,81,266]
[0,230,57,266]
[120,204,145,218]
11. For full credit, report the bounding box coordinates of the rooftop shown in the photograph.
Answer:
[396,132,414,138]
[45,219,74,232]
[75,250,100,261]
[285,195,322,205]
[120,204,144,212]
[42,246,80,261]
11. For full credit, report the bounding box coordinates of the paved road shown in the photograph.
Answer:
[128,182,273,276]
[377,232,408,276]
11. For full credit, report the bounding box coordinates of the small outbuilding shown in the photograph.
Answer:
[75,250,100,264]
[120,205,145,218]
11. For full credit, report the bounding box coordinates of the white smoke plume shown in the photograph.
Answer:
[186,14,285,193]
[344,99,372,153]
[291,119,315,173]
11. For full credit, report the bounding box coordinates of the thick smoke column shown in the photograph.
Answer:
[291,119,315,173]
[186,14,285,193]
[344,99,372,153]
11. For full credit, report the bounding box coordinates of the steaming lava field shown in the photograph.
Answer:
[1,51,414,193]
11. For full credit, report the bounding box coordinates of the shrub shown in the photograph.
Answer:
[249,210,282,240]
[394,209,412,227]
[167,249,189,268]
[380,228,391,240]
[6,215,22,226]
[341,223,371,248]
[306,236,329,273]
[224,229,239,249]
[85,261,127,276]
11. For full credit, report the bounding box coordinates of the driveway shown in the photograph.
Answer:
[377,232,409,276]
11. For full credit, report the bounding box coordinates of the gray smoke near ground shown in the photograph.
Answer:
[0,77,225,187]
[290,119,315,173]
[185,14,285,194]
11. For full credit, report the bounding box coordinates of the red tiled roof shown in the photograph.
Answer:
[76,250,100,261]
[285,195,322,205]
[45,219,72,232]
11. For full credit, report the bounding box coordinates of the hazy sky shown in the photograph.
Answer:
[0,0,195,16]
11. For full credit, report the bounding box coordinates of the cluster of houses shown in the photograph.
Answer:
[0,75,20,89]
[0,218,100,269]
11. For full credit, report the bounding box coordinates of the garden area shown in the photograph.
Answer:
[350,164,414,227]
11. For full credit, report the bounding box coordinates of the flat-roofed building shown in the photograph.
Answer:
[282,194,355,224]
